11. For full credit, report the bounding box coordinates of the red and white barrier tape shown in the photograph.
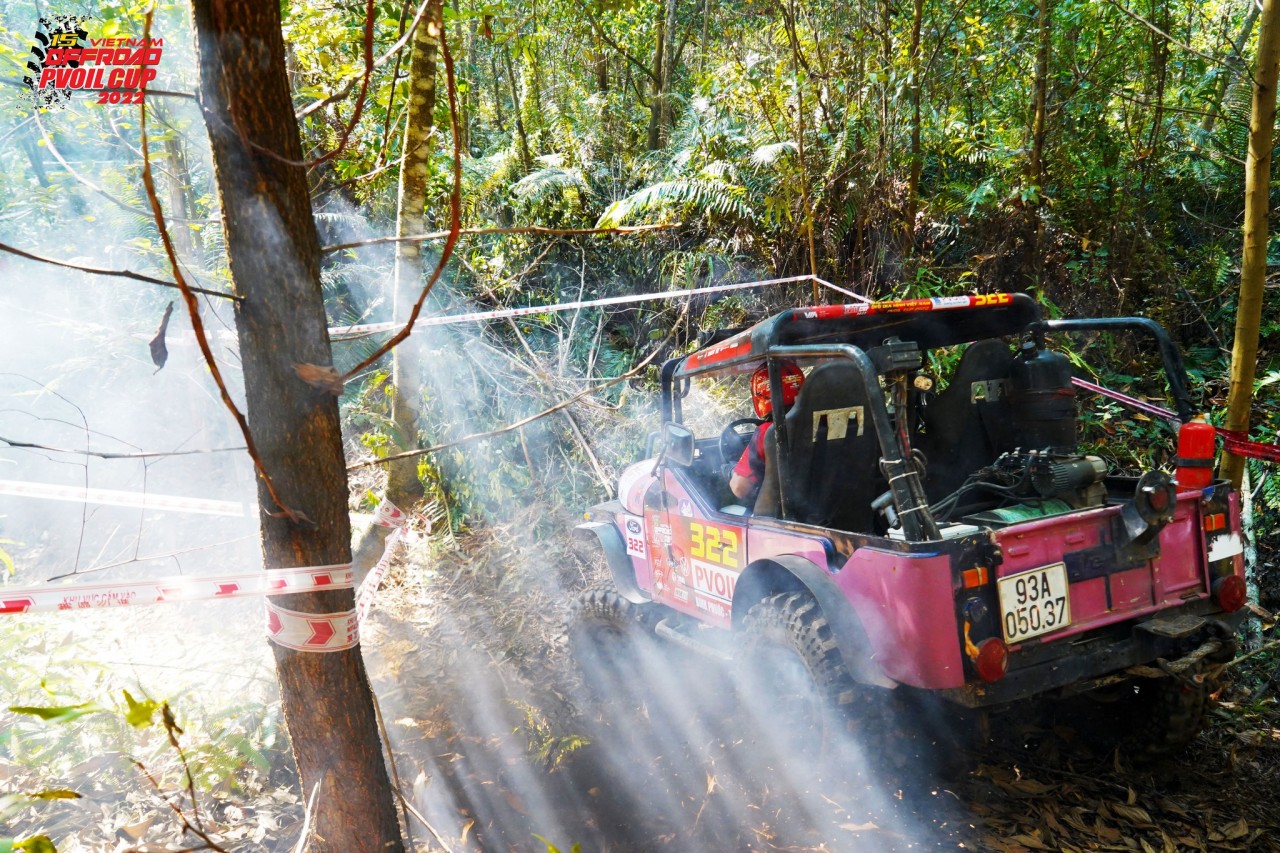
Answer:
[371,495,408,528]
[356,527,404,624]
[265,601,359,653]
[357,497,409,623]
[0,564,351,615]
[0,479,244,517]
[0,493,414,653]
[328,275,864,340]
[1071,377,1280,463]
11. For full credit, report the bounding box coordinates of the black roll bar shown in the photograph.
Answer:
[1027,318,1195,423]
[770,344,942,542]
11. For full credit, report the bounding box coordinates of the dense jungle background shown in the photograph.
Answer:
[5,0,1280,850]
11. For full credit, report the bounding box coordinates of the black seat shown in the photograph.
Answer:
[773,361,883,532]
[918,339,1016,501]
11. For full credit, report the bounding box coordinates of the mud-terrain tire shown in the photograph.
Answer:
[1122,670,1209,761]
[566,587,654,709]
[736,592,859,764]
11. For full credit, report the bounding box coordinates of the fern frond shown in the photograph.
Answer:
[750,140,798,167]
[511,166,588,203]
[595,179,755,228]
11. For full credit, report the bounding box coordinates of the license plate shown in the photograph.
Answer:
[998,563,1072,643]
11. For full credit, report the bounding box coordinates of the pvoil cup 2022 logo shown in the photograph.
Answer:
[23,15,163,108]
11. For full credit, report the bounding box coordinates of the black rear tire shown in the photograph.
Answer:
[737,592,859,764]
[1122,670,1209,760]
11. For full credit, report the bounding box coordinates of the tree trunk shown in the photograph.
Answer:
[1026,0,1052,286]
[162,128,201,266]
[1202,2,1261,135]
[646,2,667,150]
[489,48,507,133]
[659,0,678,138]
[877,0,892,169]
[504,45,533,168]
[1028,0,1052,195]
[1142,0,1169,179]
[387,0,443,508]
[190,2,404,850]
[1222,0,1280,487]
[903,0,925,250]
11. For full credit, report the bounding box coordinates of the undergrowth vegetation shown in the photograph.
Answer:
[4,0,1280,848]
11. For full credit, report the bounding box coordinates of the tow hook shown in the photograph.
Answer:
[1126,637,1227,687]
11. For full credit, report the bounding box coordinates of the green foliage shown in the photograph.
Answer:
[122,690,160,729]
[596,179,754,227]
[8,703,101,724]
[0,537,19,575]
[533,834,583,853]
[512,700,589,768]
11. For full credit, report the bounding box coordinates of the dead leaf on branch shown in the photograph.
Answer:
[294,362,344,395]
[150,300,174,373]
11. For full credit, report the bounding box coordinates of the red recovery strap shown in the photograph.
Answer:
[1069,377,1280,463]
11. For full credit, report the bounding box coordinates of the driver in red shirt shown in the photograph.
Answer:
[729,360,804,504]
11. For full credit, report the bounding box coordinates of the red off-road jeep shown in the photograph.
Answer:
[571,292,1248,758]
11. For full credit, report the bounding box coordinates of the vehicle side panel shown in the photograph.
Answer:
[835,547,966,689]
[651,471,748,627]
[743,524,830,572]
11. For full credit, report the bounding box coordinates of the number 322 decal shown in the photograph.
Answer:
[689,522,740,569]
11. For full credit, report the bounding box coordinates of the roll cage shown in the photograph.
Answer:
[658,292,1198,542]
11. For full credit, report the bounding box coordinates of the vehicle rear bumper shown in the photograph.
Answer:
[935,609,1243,708]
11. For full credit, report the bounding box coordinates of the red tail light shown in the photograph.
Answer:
[1176,417,1216,490]
[975,637,1008,682]
[1213,574,1247,613]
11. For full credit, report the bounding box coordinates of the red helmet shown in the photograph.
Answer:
[751,360,804,418]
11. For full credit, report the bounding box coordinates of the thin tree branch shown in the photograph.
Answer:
[374,0,415,170]
[1103,0,1245,79]
[584,9,659,83]
[46,535,256,581]
[340,21,463,382]
[296,0,436,120]
[347,304,685,471]
[136,10,302,525]
[1068,59,1251,136]
[0,241,240,300]
[323,222,678,253]
[250,0,376,169]
[131,704,229,853]
[32,111,215,224]
[0,434,245,459]
[369,692,418,853]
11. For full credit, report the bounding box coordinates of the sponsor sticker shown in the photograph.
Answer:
[623,515,646,557]
[691,559,737,604]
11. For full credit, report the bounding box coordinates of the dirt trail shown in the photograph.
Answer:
[360,521,1280,853]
